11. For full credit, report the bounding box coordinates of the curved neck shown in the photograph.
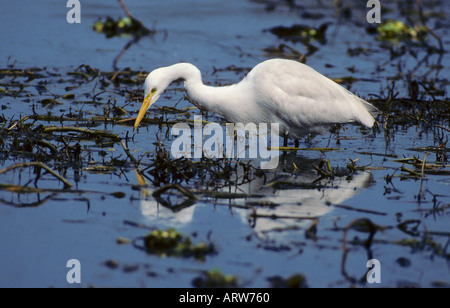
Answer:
[166,63,203,86]
[164,63,249,121]
[168,64,228,109]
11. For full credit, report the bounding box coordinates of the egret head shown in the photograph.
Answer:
[134,68,171,130]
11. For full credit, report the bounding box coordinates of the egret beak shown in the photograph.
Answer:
[134,93,154,130]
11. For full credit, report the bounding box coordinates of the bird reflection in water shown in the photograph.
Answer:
[136,153,373,240]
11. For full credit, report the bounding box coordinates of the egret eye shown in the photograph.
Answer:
[151,87,157,93]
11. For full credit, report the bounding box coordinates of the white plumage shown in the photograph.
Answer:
[134,58,378,138]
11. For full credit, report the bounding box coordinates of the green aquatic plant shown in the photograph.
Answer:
[267,273,308,288]
[144,228,216,260]
[192,269,239,288]
[265,23,329,44]
[376,20,428,42]
[93,16,151,38]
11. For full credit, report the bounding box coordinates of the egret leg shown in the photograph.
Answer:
[283,133,288,147]
[294,139,299,148]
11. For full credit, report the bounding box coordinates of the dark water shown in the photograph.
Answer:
[0,0,449,287]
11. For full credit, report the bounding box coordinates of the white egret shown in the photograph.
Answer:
[134,58,378,142]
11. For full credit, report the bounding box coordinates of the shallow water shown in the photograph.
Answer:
[0,0,449,287]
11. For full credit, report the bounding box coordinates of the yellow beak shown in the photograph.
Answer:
[134,93,154,130]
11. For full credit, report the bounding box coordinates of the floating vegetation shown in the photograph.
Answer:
[376,20,428,42]
[267,273,308,288]
[262,44,306,62]
[93,16,152,38]
[192,269,239,288]
[393,236,450,259]
[392,156,449,177]
[142,228,216,261]
[265,23,329,45]
[370,96,449,129]
[92,0,154,38]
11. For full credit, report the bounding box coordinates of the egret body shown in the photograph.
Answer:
[134,59,378,138]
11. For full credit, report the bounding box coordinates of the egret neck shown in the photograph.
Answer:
[172,63,253,123]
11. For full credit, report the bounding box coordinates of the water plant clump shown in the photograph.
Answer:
[93,16,152,38]
[191,269,239,288]
[376,20,428,42]
[143,228,216,261]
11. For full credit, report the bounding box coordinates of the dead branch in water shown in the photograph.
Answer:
[0,162,73,189]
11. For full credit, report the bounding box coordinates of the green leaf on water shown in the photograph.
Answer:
[376,20,428,42]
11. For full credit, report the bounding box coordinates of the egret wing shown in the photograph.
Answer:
[249,60,377,135]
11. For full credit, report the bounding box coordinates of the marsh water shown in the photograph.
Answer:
[0,0,449,287]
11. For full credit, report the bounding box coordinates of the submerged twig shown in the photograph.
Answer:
[333,204,387,216]
[401,166,421,177]
[249,211,319,221]
[433,124,450,133]
[42,126,121,141]
[270,147,339,152]
[341,218,380,284]
[418,153,428,201]
[117,0,135,21]
[117,0,152,33]
[0,192,57,208]
[152,183,198,200]
[121,140,139,166]
[0,162,73,188]
[7,116,29,131]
